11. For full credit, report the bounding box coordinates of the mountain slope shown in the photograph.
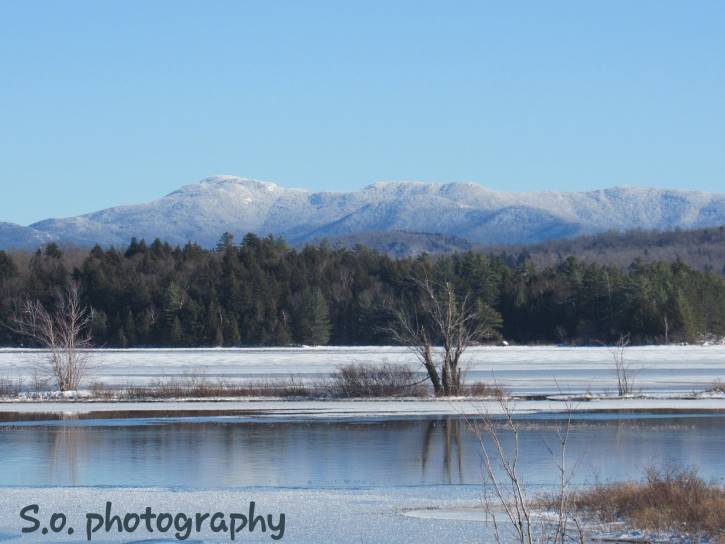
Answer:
[307,230,475,257]
[1,176,722,250]
[0,222,57,249]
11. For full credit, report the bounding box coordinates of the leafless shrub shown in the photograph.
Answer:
[611,333,636,396]
[561,467,725,539]
[326,363,428,398]
[707,380,725,393]
[0,376,22,397]
[7,284,93,391]
[464,397,584,544]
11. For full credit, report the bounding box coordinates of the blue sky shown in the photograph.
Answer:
[1,1,724,225]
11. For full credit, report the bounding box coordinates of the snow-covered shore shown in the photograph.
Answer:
[1,346,723,417]
[0,396,723,419]
[1,345,724,397]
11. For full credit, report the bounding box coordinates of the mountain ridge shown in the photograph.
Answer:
[1,176,724,250]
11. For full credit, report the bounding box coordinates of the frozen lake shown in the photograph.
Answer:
[1,346,723,542]
[1,345,724,395]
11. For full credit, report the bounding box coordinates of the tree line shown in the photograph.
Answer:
[0,232,723,347]
[487,225,725,273]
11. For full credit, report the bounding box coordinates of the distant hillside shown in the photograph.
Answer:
[488,226,725,273]
[314,225,725,273]
[309,231,474,257]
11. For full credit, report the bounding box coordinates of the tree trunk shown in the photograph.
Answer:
[442,364,450,396]
[423,344,443,396]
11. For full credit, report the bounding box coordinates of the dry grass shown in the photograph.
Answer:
[87,381,117,399]
[30,372,50,393]
[460,381,506,398]
[0,364,504,400]
[325,363,428,398]
[558,467,725,539]
[122,376,314,400]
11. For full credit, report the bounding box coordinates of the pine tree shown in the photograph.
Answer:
[138,308,157,344]
[168,316,183,345]
[216,232,235,252]
[673,289,698,342]
[273,310,293,345]
[0,251,18,283]
[223,316,241,346]
[295,288,331,346]
[214,325,224,346]
[91,310,109,339]
[114,328,128,348]
[124,311,138,346]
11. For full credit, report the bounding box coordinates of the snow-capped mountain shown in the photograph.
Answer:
[3,176,724,250]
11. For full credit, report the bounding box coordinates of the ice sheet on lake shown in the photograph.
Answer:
[0,397,723,417]
[0,486,704,543]
[0,486,493,543]
[1,345,724,396]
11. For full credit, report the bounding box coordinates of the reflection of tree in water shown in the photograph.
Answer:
[48,416,88,485]
[421,418,464,484]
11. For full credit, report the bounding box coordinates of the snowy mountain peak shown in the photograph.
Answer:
[364,180,459,192]
[172,176,283,195]
[5,177,725,250]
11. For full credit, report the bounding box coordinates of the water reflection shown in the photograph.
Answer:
[0,415,723,489]
[421,419,465,484]
[48,425,87,484]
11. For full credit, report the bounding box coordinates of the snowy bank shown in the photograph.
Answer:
[0,396,723,419]
[1,345,724,397]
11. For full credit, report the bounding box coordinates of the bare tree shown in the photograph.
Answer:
[8,284,93,391]
[611,333,635,397]
[390,276,499,396]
